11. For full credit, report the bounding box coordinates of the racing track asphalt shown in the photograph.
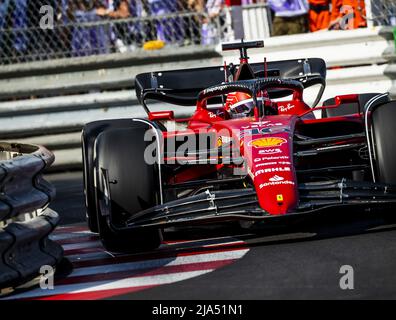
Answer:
[45,171,396,300]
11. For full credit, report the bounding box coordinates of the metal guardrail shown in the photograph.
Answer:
[241,3,272,40]
[0,143,63,291]
[381,27,396,97]
[232,27,393,68]
[0,45,220,99]
[0,45,221,170]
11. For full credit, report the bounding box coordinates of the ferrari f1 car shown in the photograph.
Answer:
[82,40,396,252]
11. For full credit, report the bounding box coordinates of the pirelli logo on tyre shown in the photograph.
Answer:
[249,137,287,149]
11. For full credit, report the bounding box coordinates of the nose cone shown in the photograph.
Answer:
[243,133,298,215]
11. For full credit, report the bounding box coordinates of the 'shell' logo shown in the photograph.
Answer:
[249,137,287,149]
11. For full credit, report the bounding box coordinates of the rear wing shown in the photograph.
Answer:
[135,58,326,107]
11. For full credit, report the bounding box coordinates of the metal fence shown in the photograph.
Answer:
[0,0,395,66]
[369,0,396,26]
[0,0,232,65]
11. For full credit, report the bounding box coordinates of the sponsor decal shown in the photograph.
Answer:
[259,180,295,189]
[241,122,283,129]
[254,156,290,163]
[258,148,283,155]
[255,162,278,167]
[278,161,292,165]
[240,128,270,139]
[260,156,290,161]
[254,161,292,168]
[278,103,295,113]
[249,137,287,149]
[258,174,295,189]
[217,136,233,147]
[256,161,291,168]
[240,123,287,139]
[269,175,284,182]
[204,83,247,95]
[254,167,291,177]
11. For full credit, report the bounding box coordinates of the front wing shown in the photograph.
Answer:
[106,179,396,231]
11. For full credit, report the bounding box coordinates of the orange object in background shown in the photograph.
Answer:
[308,0,331,32]
[330,0,367,29]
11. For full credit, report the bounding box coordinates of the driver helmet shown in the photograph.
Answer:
[226,92,254,118]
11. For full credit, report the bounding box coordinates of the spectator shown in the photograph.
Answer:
[329,0,367,30]
[268,0,309,36]
[0,0,12,59]
[185,0,205,44]
[206,0,224,19]
[12,0,28,56]
[147,0,184,44]
[28,0,68,60]
[97,0,133,18]
[0,0,28,60]
[202,0,224,45]
[97,0,145,51]
[187,0,205,12]
[71,0,110,56]
[308,0,331,31]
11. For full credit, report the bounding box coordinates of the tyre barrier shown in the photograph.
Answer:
[0,142,63,290]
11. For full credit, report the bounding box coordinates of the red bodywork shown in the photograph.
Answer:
[157,90,356,216]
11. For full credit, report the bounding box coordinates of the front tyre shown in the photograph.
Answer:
[82,119,136,233]
[371,101,396,184]
[94,122,162,253]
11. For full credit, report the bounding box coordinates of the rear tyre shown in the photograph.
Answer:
[371,101,396,184]
[94,123,162,253]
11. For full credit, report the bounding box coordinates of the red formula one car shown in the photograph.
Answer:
[82,41,396,252]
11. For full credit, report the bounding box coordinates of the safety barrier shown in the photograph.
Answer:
[0,143,63,291]
[384,27,396,97]
[0,45,221,170]
[0,27,394,170]
[241,3,272,40]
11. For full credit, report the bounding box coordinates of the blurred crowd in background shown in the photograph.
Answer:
[0,0,225,60]
[0,0,391,64]
[269,0,368,36]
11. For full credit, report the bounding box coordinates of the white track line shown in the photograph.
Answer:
[53,226,89,234]
[66,251,115,262]
[68,249,249,277]
[65,240,245,262]
[3,227,251,300]
[4,270,214,300]
[62,241,102,252]
[163,235,248,246]
[50,231,96,242]
[202,240,245,248]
